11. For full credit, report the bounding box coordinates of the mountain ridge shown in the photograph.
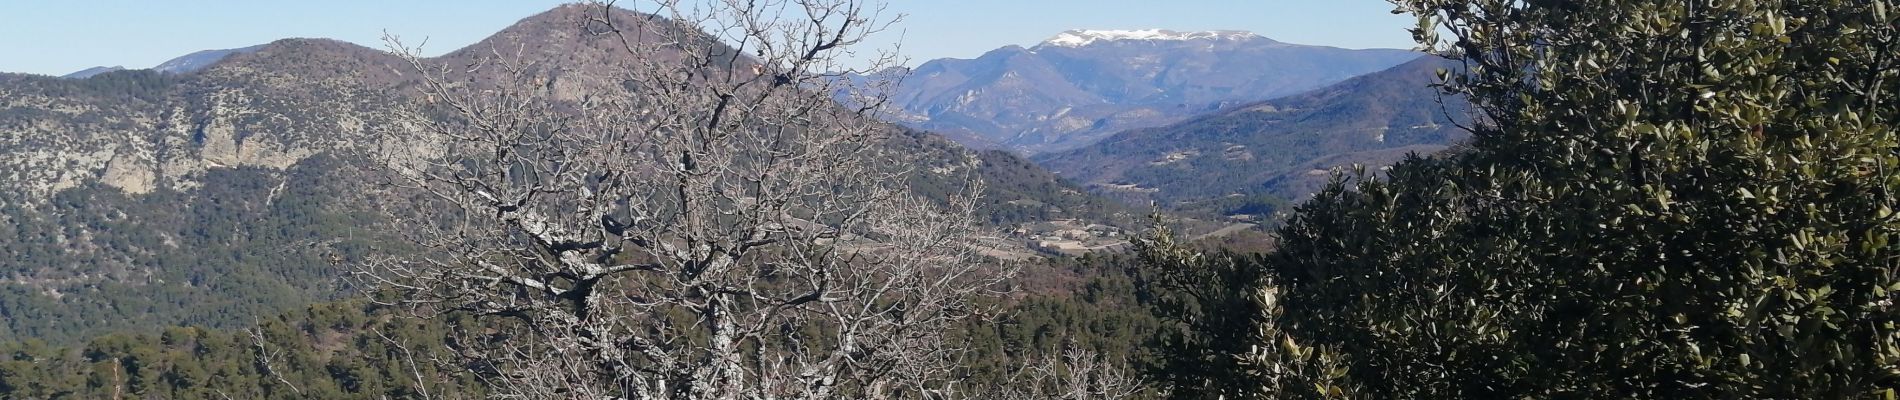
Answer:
[879,31,1422,154]
[1038,29,1268,47]
[60,66,126,79]
[1034,56,1473,207]
[60,44,267,79]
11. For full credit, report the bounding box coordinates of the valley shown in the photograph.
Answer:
[3,1,1893,398]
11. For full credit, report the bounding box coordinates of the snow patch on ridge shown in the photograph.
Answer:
[1039,29,1262,47]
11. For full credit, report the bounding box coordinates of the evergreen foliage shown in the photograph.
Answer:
[1154,0,1900,397]
[0,301,486,399]
[0,156,385,342]
[0,259,1170,398]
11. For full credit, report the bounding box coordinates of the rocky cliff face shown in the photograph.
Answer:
[2,5,721,204]
[0,38,411,200]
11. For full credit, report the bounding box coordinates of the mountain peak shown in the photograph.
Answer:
[152,44,266,74]
[61,66,126,79]
[1038,29,1264,47]
[443,4,660,62]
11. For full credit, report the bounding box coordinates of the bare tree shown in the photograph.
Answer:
[246,324,305,397]
[994,340,1151,400]
[352,0,1009,398]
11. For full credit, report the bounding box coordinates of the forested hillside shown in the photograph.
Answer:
[0,156,385,342]
[0,257,1175,398]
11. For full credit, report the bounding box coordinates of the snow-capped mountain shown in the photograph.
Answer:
[878,29,1421,154]
[1040,29,1263,47]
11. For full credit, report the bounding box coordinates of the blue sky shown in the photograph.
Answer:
[0,1,1418,76]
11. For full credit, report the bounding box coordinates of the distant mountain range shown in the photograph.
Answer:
[60,66,126,79]
[1035,56,1473,206]
[59,44,266,78]
[150,45,269,74]
[879,29,1421,154]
